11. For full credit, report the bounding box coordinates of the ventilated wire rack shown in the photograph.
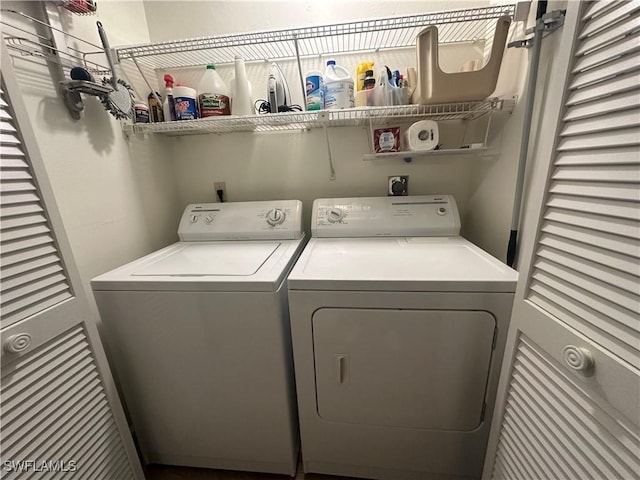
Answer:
[115,5,515,68]
[1,9,110,76]
[124,99,508,136]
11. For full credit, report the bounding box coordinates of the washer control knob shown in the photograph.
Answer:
[327,208,344,223]
[190,214,199,223]
[3,333,32,353]
[563,345,594,375]
[437,207,447,216]
[266,208,286,226]
[204,214,214,224]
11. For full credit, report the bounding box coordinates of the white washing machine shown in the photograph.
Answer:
[91,200,305,476]
[287,195,518,480]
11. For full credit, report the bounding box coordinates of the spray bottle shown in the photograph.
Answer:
[231,57,253,116]
[162,74,176,121]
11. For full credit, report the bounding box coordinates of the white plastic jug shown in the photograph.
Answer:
[197,64,230,116]
[323,60,354,110]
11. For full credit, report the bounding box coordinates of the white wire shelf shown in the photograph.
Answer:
[362,147,494,161]
[123,99,510,136]
[115,5,515,69]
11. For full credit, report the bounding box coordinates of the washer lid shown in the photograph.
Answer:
[132,243,279,276]
[91,237,306,292]
[287,236,517,292]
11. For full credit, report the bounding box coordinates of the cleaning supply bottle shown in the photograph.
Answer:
[363,70,375,90]
[173,83,198,120]
[133,101,149,123]
[197,64,231,116]
[148,91,164,122]
[356,61,374,91]
[323,60,354,110]
[393,70,401,86]
[305,70,324,110]
[360,69,376,106]
[162,74,176,121]
[231,56,253,116]
[375,68,396,106]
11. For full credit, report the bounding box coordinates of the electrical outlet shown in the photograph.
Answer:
[388,176,408,196]
[214,181,226,202]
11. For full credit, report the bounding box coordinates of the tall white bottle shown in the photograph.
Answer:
[323,60,354,110]
[231,56,253,115]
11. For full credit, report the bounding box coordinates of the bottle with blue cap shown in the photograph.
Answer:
[323,60,354,109]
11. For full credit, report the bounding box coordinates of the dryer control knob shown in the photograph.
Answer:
[190,214,200,223]
[327,208,344,223]
[204,214,214,224]
[266,208,286,226]
[437,207,447,216]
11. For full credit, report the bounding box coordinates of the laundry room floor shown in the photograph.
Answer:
[144,462,353,480]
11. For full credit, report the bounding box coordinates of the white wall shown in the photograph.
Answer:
[144,0,491,41]
[140,0,528,259]
[3,1,181,322]
[465,0,567,262]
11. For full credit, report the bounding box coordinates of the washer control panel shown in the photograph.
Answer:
[313,195,460,238]
[179,200,303,241]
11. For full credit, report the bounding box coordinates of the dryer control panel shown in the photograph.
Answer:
[179,200,303,241]
[312,195,460,238]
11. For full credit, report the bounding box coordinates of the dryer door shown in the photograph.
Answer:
[313,308,496,431]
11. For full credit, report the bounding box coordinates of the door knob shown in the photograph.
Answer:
[563,345,594,375]
[3,333,32,353]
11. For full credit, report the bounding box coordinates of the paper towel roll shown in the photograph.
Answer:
[404,120,439,151]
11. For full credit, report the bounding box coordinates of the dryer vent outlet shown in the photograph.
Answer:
[388,176,408,196]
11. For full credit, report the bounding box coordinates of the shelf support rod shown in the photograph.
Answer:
[293,34,306,110]
[318,111,336,180]
[323,124,336,180]
[367,116,375,153]
[130,55,161,104]
[483,110,494,147]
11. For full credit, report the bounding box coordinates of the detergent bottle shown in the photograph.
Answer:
[173,83,198,120]
[197,64,231,116]
[305,70,324,110]
[323,60,354,110]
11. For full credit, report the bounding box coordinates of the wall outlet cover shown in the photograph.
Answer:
[388,176,408,196]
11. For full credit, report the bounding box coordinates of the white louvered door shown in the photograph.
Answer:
[0,44,144,479]
[483,2,640,479]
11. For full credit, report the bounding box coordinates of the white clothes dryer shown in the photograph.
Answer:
[287,195,517,480]
[92,200,305,476]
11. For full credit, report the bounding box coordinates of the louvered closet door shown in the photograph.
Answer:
[0,89,73,329]
[1,43,143,480]
[483,2,640,479]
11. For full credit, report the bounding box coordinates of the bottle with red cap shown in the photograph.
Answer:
[162,74,176,121]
